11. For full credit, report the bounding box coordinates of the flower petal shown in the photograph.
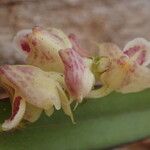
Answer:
[13,27,72,72]
[98,43,123,59]
[56,83,74,123]
[2,95,26,131]
[117,65,150,93]
[13,29,32,57]
[44,107,54,117]
[100,59,130,90]
[59,48,95,102]
[0,88,9,100]
[23,103,42,123]
[123,38,150,66]
[0,65,61,110]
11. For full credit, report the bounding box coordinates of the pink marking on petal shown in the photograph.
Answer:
[59,48,85,70]
[117,59,125,65]
[16,66,33,75]
[10,96,21,120]
[42,51,54,61]
[13,29,32,56]
[0,65,31,89]
[136,50,146,65]
[117,56,128,66]
[124,42,147,65]
[124,46,140,57]
[0,68,4,74]
[0,65,11,76]
[59,48,86,98]
[51,33,63,42]
[68,33,91,57]
[59,49,72,68]
[20,39,30,53]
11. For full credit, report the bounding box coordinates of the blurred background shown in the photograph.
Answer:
[0,0,150,149]
[1,0,150,64]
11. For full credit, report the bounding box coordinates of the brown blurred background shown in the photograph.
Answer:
[0,0,150,149]
[1,0,150,64]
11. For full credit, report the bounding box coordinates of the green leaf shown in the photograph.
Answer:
[0,90,150,150]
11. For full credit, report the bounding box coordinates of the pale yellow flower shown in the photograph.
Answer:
[13,27,72,72]
[0,65,73,131]
[88,38,150,98]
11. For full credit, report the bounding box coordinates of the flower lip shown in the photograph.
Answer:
[9,96,22,120]
[123,38,150,66]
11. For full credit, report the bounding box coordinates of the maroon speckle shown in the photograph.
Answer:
[0,68,4,74]
[33,50,38,59]
[42,52,50,60]
[129,67,135,73]
[117,59,126,65]
[32,39,37,46]
[51,33,63,42]
[21,40,30,53]
[19,80,27,88]
[10,96,21,120]
[26,76,32,81]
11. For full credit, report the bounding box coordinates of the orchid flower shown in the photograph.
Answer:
[13,27,91,72]
[13,27,94,101]
[13,27,72,72]
[0,65,73,131]
[88,38,150,98]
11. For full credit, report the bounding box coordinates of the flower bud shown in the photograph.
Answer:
[59,48,95,102]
